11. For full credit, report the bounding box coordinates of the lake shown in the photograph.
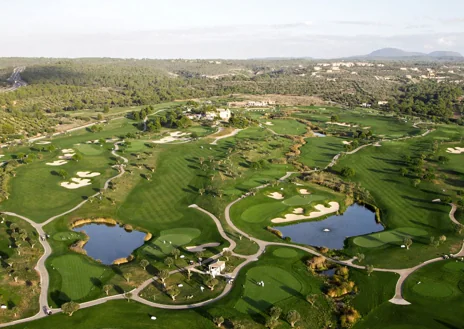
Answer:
[277,204,384,249]
[73,223,146,265]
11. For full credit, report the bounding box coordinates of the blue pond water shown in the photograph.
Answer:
[278,204,384,249]
[73,224,146,265]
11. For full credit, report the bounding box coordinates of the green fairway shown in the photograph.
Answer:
[52,231,82,241]
[241,202,287,223]
[74,143,106,155]
[272,247,299,258]
[268,119,307,135]
[353,227,428,248]
[299,136,346,169]
[235,266,302,314]
[412,281,454,298]
[50,254,107,302]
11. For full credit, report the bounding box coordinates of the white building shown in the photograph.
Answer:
[209,261,226,278]
[378,101,389,106]
[217,108,231,121]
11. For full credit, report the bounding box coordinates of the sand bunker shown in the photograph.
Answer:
[299,189,311,195]
[59,148,76,159]
[46,160,68,166]
[0,155,4,158]
[268,192,284,200]
[264,122,274,126]
[326,122,358,128]
[271,202,339,223]
[293,208,304,214]
[446,147,464,154]
[342,141,352,145]
[76,171,101,178]
[153,131,190,144]
[36,141,51,145]
[186,242,220,252]
[60,177,92,189]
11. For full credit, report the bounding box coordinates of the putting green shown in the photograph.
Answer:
[52,231,82,241]
[75,144,105,155]
[412,281,454,298]
[282,194,326,206]
[241,202,287,223]
[143,228,201,257]
[353,227,428,248]
[235,266,302,314]
[51,254,106,301]
[272,248,298,258]
[443,262,464,271]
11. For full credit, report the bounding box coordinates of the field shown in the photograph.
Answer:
[355,261,464,329]
[299,136,347,169]
[266,119,307,135]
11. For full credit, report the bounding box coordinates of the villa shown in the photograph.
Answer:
[209,260,226,278]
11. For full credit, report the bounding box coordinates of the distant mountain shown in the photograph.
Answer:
[365,48,462,59]
[428,51,463,58]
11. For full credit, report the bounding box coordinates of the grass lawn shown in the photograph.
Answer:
[355,260,464,329]
[334,139,460,268]
[48,254,109,303]
[299,136,347,169]
[268,119,307,135]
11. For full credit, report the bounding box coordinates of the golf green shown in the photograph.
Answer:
[353,227,428,248]
[51,254,106,301]
[234,266,302,314]
[143,228,201,257]
[412,281,454,298]
[52,231,81,241]
[241,203,287,223]
[283,194,326,206]
[272,248,298,258]
[75,144,105,155]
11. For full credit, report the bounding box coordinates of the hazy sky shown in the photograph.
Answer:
[1,0,463,58]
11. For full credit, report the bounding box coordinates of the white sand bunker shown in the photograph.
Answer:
[186,243,220,252]
[271,202,339,223]
[446,147,464,154]
[268,192,284,200]
[293,208,304,214]
[76,171,101,178]
[326,122,358,128]
[46,160,68,166]
[60,177,91,189]
[264,122,274,126]
[299,189,311,195]
[342,141,352,145]
[59,149,76,159]
[153,131,190,144]
[373,142,382,147]
[0,155,4,158]
[36,141,51,145]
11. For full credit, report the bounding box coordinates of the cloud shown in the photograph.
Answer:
[405,24,433,30]
[333,20,391,27]
[437,36,457,46]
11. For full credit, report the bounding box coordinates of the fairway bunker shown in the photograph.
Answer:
[61,177,92,189]
[73,223,146,265]
[271,202,339,223]
[268,192,284,200]
[446,147,464,154]
[278,204,383,249]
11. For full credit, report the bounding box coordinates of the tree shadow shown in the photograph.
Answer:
[50,290,71,307]
[90,277,102,289]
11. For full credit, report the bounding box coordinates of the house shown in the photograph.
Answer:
[216,108,231,121]
[361,103,372,108]
[378,101,389,106]
[314,66,322,71]
[209,261,226,277]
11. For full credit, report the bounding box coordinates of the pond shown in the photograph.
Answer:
[277,204,384,249]
[73,224,146,265]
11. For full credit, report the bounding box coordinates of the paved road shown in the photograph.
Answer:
[1,67,27,93]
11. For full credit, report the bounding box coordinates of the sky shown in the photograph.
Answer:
[1,0,464,59]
